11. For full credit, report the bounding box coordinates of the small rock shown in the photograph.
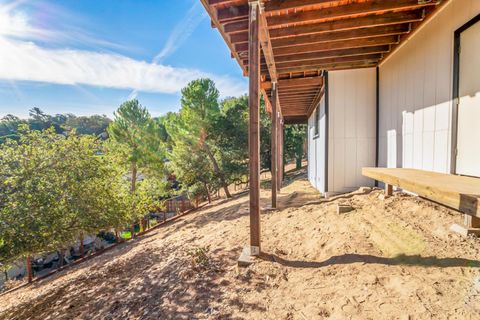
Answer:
[337,204,354,214]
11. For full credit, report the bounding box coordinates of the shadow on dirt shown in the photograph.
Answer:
[260,252,480,269]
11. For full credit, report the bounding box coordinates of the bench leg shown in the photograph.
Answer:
[384,184,393,197]
[450,214,480,237]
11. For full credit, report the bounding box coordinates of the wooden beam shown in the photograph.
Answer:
[307,85,325,117]
[278,119,283,190]
[269,11,423,39]
[274,53,382,69]
[248,0,261,256]
[208,0,238,7]
[261,76,323,90]
[277,61,378,74]
[272,25,410,48]
[217,5,249,22]
[271,82,278,208]
[273,46,390,64]
[266,0,438,27]
[274,35,398,56]
[265,0,338,13]
[261,89,272,113]
[258,2,278,82]
[276,56,381,74]
[230,32,248,44]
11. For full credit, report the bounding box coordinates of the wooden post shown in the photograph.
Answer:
[270,82,278,209]
[26,256,33,283]
[277,119,283,190]
[80,233,85,258]
[248,0,261,256]
[465,215,480,228]
[385,183,393,196]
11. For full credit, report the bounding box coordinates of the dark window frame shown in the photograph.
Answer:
[451,13,480,174]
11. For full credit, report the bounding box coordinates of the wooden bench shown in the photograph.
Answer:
[362,167,480,236]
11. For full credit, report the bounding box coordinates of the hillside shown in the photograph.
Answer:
[1,170,479,319]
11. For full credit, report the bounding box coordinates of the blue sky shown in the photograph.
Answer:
[0,0,247,118]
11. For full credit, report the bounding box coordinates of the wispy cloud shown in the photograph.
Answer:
[0,38,247,97]
[126,1,209,100]
[0,1,247,99]
[153,2,207,64]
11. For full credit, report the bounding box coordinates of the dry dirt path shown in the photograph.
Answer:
[1,171,479,319]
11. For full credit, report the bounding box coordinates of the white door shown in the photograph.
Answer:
[457,20,480,177]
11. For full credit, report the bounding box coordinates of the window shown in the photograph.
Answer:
[313,103,320,138]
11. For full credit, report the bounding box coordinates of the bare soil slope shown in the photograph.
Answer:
[1,170,479,319]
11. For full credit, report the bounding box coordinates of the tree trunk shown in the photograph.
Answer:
[204,182,212,203]
[295,141,303,170]
[58,250,64,267]
[80,233,85,258]
[26,256,33,283]
[203,144,231,198]
[131,162,137,193]
[115,229,120,243]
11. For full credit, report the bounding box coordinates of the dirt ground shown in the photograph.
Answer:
[1,168,479,320]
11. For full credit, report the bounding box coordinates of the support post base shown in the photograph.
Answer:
[238,246,259,267]
[450,223,480,237]
[263,204,277,212]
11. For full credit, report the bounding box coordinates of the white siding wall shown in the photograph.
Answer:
[307,95,326,193]
[328,68,377,193]
[378,0,480,173]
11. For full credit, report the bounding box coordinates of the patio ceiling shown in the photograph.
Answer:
[201,0,448,123]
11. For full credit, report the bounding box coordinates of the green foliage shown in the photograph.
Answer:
[0,108,110,143]
[166,79,232,198]
[65,115,111,136]
[108,99,165,189]
[0,127,130,266]
[284,124,307,169]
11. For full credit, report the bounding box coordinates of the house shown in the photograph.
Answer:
[200,0,480,258]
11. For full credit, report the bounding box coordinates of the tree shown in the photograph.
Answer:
[0,126,130,267]
[65,115,111,137]
[284,124,307,170]
[107,99,163,193]
[211,96,249,186]
[177,79,232,198]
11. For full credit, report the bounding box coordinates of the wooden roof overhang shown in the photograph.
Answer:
[200,0,449,124]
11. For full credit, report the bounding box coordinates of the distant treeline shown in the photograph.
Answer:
[0,107,111,143]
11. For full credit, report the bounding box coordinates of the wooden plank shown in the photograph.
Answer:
[266,0,438,27]
[269,11,423,39]
[362,168,480,217]
[272,46,390,64]
[265,0,337,13]
[306,85,325,117]
[271,25,410,48]
[274,53,382,69]
[258,2,277,82]
[273,36,398,56]
[276,60,379,74]
[248,1,261,255]
[261,76,323,90]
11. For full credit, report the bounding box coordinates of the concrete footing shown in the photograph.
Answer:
[238,246,258,267]
[450,224,480,237]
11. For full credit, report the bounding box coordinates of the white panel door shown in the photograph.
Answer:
[457,20,480,177]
